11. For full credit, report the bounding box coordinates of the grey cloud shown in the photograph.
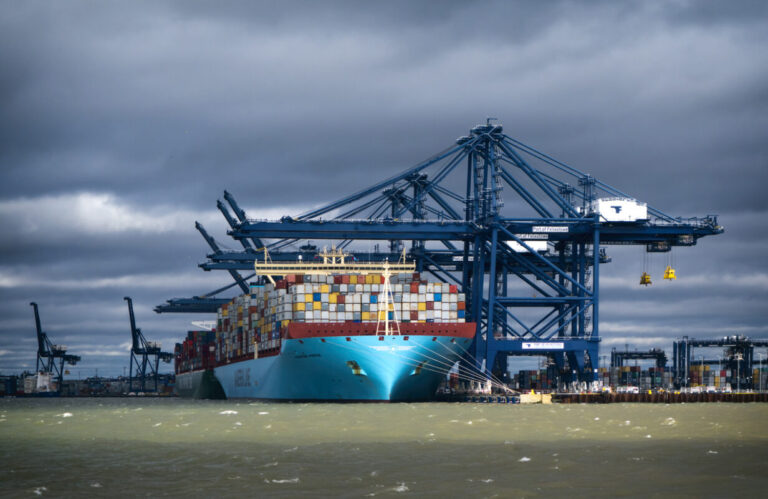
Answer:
[1,0,767,376]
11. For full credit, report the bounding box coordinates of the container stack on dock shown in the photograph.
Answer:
[753,367,767,390]
[689,366,736,389]
[177,273,467,372]
[514,368,557,391]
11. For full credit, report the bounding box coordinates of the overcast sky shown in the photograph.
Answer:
[1,1,767,377]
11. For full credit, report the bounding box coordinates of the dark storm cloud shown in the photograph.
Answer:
[1,0,767,375]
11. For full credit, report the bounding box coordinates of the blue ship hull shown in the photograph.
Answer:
[193,334,471,401]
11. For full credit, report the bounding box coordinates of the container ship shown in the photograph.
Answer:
[174,249,475,401]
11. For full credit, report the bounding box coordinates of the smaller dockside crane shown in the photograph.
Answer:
[30,302,80,393]
[124,297,173,392]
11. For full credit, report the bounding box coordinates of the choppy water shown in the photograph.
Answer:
[1,398,767,497]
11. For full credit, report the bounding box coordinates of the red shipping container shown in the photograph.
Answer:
[410,311,419,321]
[342,275,350,284]
[337,295,345,304]
[450,285,458,293]
[334,275,342,284]
[458,302,465,310]
[410,283,419,293]
[426,302,434,310]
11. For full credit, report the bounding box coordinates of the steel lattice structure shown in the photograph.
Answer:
[30,302,80,392]
[157,120,723,382]
[125,297,173,392]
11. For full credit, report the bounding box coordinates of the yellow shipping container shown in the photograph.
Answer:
[350,275,357,284]
[418,302,427,311]
[305,293,312,303]
[378,311,386,320]
[362,312,370,321]
[295,302,305,311]
[321,284,329,293]
[329,293,337,304]
[314,302,322,311]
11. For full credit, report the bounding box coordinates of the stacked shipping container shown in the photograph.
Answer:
[175,330,215,374]
[176,273,467,373]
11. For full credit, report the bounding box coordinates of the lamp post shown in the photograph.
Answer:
[735,353,743,393]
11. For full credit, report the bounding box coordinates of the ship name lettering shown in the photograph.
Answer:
[234,368,251,387]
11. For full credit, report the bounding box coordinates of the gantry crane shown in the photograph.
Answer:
[673,335,768,389]
[156,120,723,384]
[124,297,173,392]
[30,302,80,392]
[610,347,667,369]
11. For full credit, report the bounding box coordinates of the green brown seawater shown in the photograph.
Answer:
[1,398,766,497]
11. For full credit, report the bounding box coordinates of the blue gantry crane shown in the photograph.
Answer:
[124,297,173,392]
[156,120,723,384]
[30,302,80,392]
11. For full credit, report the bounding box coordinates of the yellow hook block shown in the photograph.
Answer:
[640,272,652,286]
[663,265,676,280]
